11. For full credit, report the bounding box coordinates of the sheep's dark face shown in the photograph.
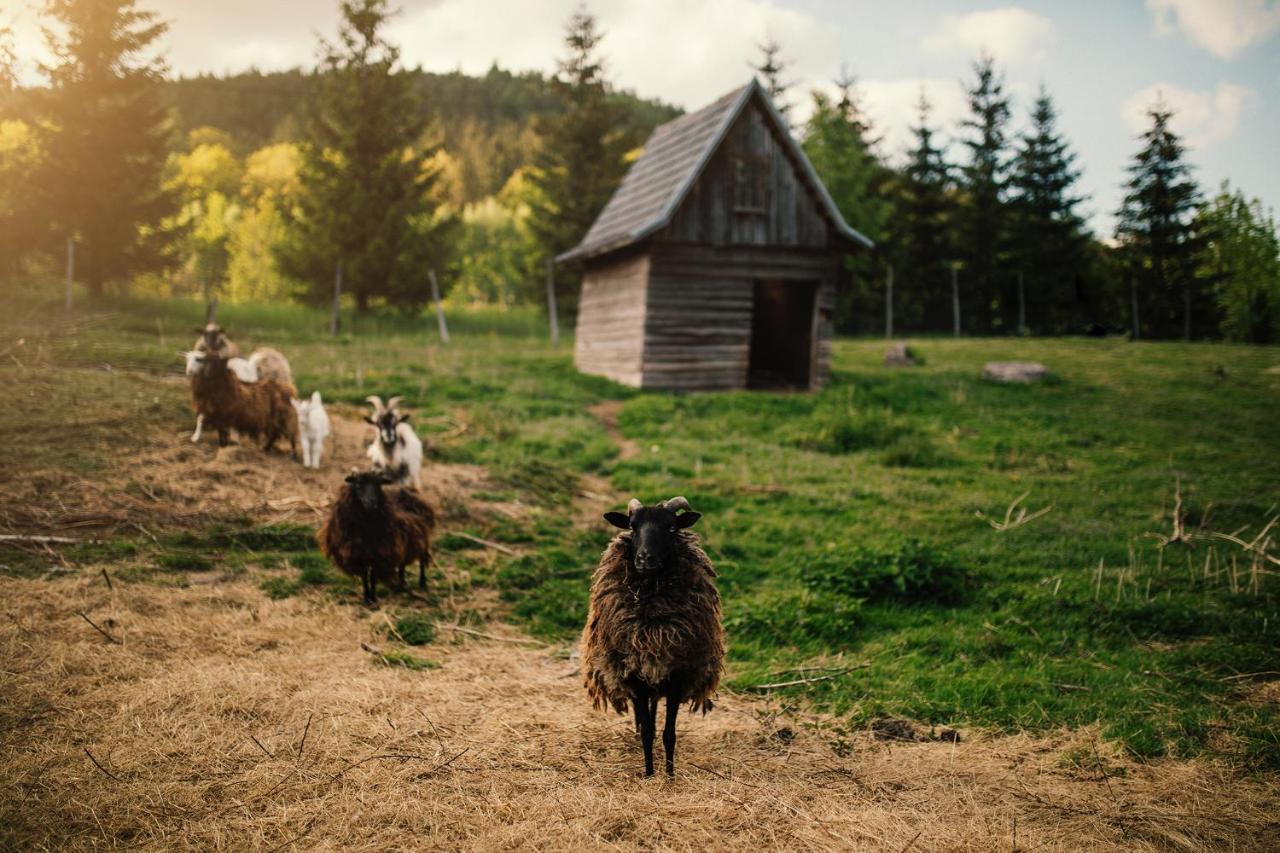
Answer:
[196,324,229,353]
[345,471,393,513]
[365,411,407,450]
[605,505,701,574]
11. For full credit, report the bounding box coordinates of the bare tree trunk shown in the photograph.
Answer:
[330,261,343,337]
[1017,270,1026,335]
[429,269,450,345]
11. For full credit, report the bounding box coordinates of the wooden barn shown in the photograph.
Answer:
[558,78,873,392]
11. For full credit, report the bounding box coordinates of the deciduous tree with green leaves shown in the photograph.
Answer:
[1007,87,1090,333]
[956,54,1012,332]
[529,7,633,322]
[1115,102,1206,340]
[278,0,446,313]
[37,0,173,298]
[1196,182,1280,344]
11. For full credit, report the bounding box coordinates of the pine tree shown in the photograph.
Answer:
[802,72,890,332]
[278,0,444,313]
[528,7,633,322]
[752,38,793,120]
[37,0,173,298]
[956,54,1012,332]
[892,94,954,331]
[1115,102,1206,339]
[1007,87,1089,333]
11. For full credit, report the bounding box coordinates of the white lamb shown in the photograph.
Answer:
[292,391,331,469]
[182,350,259,442]
[364,395,423,489]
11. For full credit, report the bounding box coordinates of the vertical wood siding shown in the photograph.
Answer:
[574,253,649,387]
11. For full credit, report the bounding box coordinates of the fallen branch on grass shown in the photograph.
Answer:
[83,747,122,782]
[433,623,548,646]
[747,663,871,691]
[77,611,120,644]
[0,534,86,545]
[976,492,1052,532]
[451,532,518,556]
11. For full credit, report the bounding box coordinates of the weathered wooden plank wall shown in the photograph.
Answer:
[573,253,649,387]
[663,101,829,250]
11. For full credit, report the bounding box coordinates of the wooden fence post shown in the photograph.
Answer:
[428,269,450,345]
[545,258,560,345]
[884,264,894,339]
[330,260,343,337]
[1017,270,1026,335]
[1130,276,1140,340]
[65,238,75,311]
[951,264,961,337]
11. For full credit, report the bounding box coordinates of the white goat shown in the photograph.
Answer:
[364,395,423,489]
[182,350,259,442]
[291,391,331,469]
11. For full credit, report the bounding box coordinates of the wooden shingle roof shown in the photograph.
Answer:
[557,78,873,264]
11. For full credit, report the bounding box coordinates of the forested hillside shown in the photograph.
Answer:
[163,65,679,204]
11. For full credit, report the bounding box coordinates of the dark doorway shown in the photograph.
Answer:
[748,279,817,389]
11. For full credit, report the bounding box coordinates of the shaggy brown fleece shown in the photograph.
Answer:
[317,483,436,588]
[190,357,298,451]
[580,530,724,714]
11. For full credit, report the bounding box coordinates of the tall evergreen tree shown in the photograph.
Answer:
[956,54,1012,332]
[1115,102,1206,339]
[802,72,890,332]
[37,0,173,298]
[892,94,954,331]
[752,38,793,120]
[278,0,443,312]
[1007,86,1089,333]
[528,7,633,322]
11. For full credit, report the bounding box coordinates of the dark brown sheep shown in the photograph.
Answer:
[580,496,725,777]
[317,470,436,606]
[190,353,298,451]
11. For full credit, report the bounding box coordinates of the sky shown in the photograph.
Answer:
[5,0,1279,233]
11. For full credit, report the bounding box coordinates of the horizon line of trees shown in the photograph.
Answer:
[1,1,1277,343]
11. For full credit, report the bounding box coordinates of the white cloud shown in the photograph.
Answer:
[1122,81,1255,149]
[390,0,838,114]
[1147,0,1280,60]
[921,7,1055,64]
[829,78,969,162]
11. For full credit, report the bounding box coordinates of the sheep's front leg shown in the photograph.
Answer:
[218,427,229,447]
[362,564,378,606]
[663,693,680,777]
[417,558,426,591]
[191,414,203,443]
[312,440,323,469]
[300,439,311,468]
[637,686,657,777]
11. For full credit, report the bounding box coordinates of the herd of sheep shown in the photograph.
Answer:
[181,324,724,777]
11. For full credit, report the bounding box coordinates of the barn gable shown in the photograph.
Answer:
[558,79,871,264]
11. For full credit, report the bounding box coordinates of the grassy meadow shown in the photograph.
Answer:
[3,291,1279,771]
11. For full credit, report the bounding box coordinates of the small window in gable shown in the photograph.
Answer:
[732,154,768,214]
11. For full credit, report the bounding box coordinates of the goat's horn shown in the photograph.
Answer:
[387,396,404,410]
[662,496,691,513]
[627,498,643,515]
[364,395,385,413]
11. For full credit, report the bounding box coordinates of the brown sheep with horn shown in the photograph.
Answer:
[580,496,725,777]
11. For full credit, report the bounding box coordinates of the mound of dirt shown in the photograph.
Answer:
[2,573,1277,851]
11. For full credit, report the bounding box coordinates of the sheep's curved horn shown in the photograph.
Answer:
[662,496,691,513]
[627,498,643,515]
[364,395,385,414]
[387,396,404,411]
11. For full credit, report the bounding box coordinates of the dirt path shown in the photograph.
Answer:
[589,400,641,461]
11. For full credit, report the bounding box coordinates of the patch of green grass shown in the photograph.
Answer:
[156,550,216,572]
[392,613,437,645]
[260,577,301,599]
[374,649,439,671]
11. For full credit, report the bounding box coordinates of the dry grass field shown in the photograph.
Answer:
[2,295,1278,850]
[1,376,1277,850]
